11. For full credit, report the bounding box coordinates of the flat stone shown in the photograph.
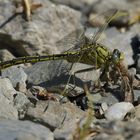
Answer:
[0,120,53,140]
[26,100,85,131]
[13,92,31,119]
[0,0,83,56]
[2,66,27,92]
[0,78,18,119]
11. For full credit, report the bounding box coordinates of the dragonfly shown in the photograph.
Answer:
[1,9,131,100]
[0,10,124,71]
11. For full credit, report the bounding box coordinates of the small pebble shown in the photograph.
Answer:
[99,102,108,115]
[104,102,135,121]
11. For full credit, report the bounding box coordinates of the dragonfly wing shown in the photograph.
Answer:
[56,28,85,53]
[90,9,119,44]
[90,9,128,44]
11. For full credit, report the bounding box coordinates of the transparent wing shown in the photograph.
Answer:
[56,10,121,54]
[56,9,127,55]
[55,28,86,53]
[90,9,118,43]
[90,9,128,44]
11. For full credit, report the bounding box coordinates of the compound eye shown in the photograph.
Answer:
[113,49,120,57]
[112,49,121,63]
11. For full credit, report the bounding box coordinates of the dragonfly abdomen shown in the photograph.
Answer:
[0,45,111,70]
[0,52,80,70]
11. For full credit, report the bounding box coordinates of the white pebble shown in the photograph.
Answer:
[104,102,135,121]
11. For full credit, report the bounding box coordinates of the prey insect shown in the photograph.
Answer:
[0,10,134,102]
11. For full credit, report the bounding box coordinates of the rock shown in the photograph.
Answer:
[92,0,140,14]
[0,0,83,56]
[136,54,140,73]
[0,78,18,119]
[54,102,86,140]
[25,60,100,97]
[99,102,108,115]
[88,13,106,27]
[26,100,85,132]
[95,85,122,105]
[0,49,15,61]
[94,133,124,140]
[128,68,136,76]
[25,60,71,85]
[0,120,53,140]
[94,120,140,140]
[136,57,140,73]
[135,104,140,119]
[13,92,31,119]
[2,66,27,92]
[104,102,135,121]
[86,0,140,28]
[51,0,96,14]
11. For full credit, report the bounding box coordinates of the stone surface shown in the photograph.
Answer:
[13,92,31,119]
[51,0,96,15]
[0,0,140,139]
[92,0,140,14]
[54,102,86,140]
[2,66,27,92]
[0,0,83,56]
[104,102,135,121]
[26,100,85,131]
[0,120,53,140]
[25,60,100,97]
[135,104,140,119]
[0,78,18,119]
[0,49,15,61]
[94,120,140,140]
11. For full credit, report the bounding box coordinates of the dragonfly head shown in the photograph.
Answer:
[111,49,124,64]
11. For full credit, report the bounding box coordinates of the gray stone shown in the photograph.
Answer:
[94,133,124,140]
[99,102,108,115]
[133,90,140,102]
[26,100,85,131]
[92,0,140,14]
[25,60,71,85]
[0,120,53,140]
[94,120,140,140]
[96,85,121,105]
[13,92,31,119]
[54,102,86,140]
[136,57,140,72]
[2,66,27,92]
[135,104,140,119]
[25,59,100,93]
[51,0,96,15]
[0,78,16,100]
[104,102,135,121]
[0,49,15,61]
[0,0,83,56]
[0,78,18,119]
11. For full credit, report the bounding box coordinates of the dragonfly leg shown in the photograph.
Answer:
[65,67,96,95]
[100,63,114,87]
